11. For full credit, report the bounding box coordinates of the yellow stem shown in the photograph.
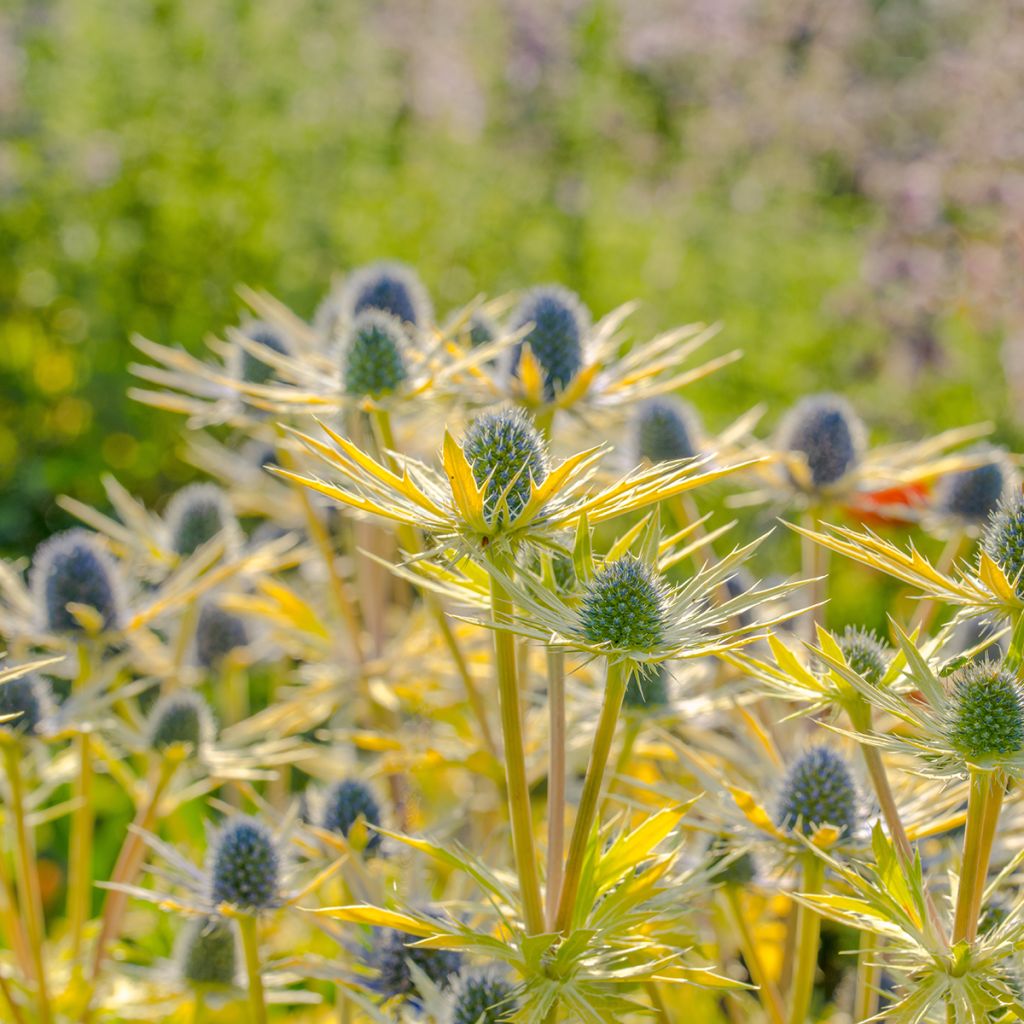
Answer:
[952,770,1002,944]
[787,853,825,1024]
[68,730,94,962]
[853,929,881,1023]
[546,650,566,929]
[238,914,268,1024]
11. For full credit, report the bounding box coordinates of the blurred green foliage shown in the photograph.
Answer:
[0,0,1014,556]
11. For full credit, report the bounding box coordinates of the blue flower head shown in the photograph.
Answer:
[236,320,291,386]
[176,916,238,988]
[581,556,667,652]
[194,600,249,670]
[836,626,890,686]
[0,674,54,737]
[982,495,1024,595]
[936,456,1006,524]
[509,285,589,399]
[448,967,519,1024]
[461,408,549,526]
[148,691,214,754]
[31,529,124,634]
[344,261,433,328]
[321,779,382,854]
[208,816,280,911]
[779,393,865,490]
[342,311,409,399]
[166,484,238,558]
[947,663,1024,760]
[776,746,858,837]
[633,398,702,464]
[367,923,463,1003]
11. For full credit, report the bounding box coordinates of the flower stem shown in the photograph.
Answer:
[554,659,628,933]
[489,568,545,935]
[68,729,95,963]
[952,770,1003,944]
[723,887,786,1024]
[545,649,566,929]
[1,742,52,1024]
[800,511,829,639]
[853,929,881,1023]
[787,852,825,1024]
[238,913,268,1024]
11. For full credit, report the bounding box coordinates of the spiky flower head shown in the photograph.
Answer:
[776,746,858,837]
[368,927,463,1002]
[235,320,291,386]
[341,311,409,399]
[461,408,549,526]
[581,556,667,653]
[706,836,757,887]
[31,529,124,634]
[0,674,54,737]
[194,600,249,670]
[208,816,280,911]
[982,495,1024,595]
[176,916,238,988]
[837,626,890,686]
[344,260,433,328]
[447,967,519,1024]
[947,663,1024,761]
[147,691,214,754]
[468,310,499,348]
[936,456,1006,524]
[165,483,238,558]
[509,285,589,399]
[623,663,670,710]
[778,393,866,490]
[321,779,382,854]
[633,397,702,464]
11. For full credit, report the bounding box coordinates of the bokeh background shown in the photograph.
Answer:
[2,0,1023,556]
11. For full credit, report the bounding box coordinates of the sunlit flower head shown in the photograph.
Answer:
[147,691,215,756]
[446,967,519,1024]
[935,451,1008,526]
[321,778,383,855]
[165,483,240,559]
[775,746,859,838]
[208,815,281,912]
[0,672,55,737]
[341,310,410,399]
[342,260,433,330]
[508,285,588,400]
[366,924,463,1003]
[232,320,292,386]
[195,598,250,669]
[633,397,702,464]
[175,916,239,989]
[982,494,1024,597]
[835,626,891,686]
[946,663,1024,762]
[778,393,866,492]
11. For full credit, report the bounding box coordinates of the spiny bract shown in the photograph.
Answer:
[165,483,238,558]
[947,663,1024,760]
[344,260,433,327]
[368,927,463,1002]
[236,320,291,385]
[633,397,701,464]
[31,528,124,634]
[776,746,858,837]
[147,691,213,753]
[321,779,382,853]
[177,916,238,988]
[837,626,890,685]
[195,600,250,670]
[447,967,519,1024]
[461,408,549,526]
[779,393,865,489]
[341,310,409,399]
[509,285,588,399]
[623,663,670,709]
[0,674,54,736]
[936,457,1006,524]
[982,495,1024,595]
[208,816,280,911]
[581,556,667,652]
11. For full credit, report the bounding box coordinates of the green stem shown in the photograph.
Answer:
[68,729,95,963]
[238,914,268,1024]
[554,659,628,934]
[546,650,566,929]
[2,743,52,1024]
[800,510,829,639]
[952,770,1002,944]
[489,569,545,935]
[788,853,825,1024]
[723,887,786,1024]
[853,929,881,1023]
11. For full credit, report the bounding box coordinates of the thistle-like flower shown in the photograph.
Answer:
[835,626,891,686]
[30,528,124,634]
[341,260,433,328]
[341,311,410,399]
[367,926,463,1002]
[581,556,667,651]
[321,779,382,854]
[165,483,239,558]
[633,397,702,464]
[194,599,250,669]
[947,663,1024,761]
[233,320,292,386]
[935,454,1007,525]
[208,816,281,911]
[509,285,588,399]
[446,967,519,1024]
[982,495,1024,596]
[467,309,499,348]
[147,691,215,755]
[0,673,54,736]
[176,916,238,988]
[775,746,859,838]
[778,393,866,492]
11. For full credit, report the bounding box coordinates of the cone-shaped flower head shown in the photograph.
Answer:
[321,779,382,853]
[982,495,1024,596]
[623,663,670,710]
[776,746,858,837]
[369,926,463,1002]
[177,916,238,988]
[166,483,238,558]
[341,311,409,399]
[779,393,865,490]
[208,816,280,911]
[236,321,291,386]
[509,285,588,399]
[947,663,1024,761]
[344,261,432,327]
[147,691,214,754]
[0,674,54,736]
[936,457,1006,524]
[581,556,667,652]
[462,408,549,526]
[448,968,519,1024]
[633,397,701,464]
[31,529,124,634]
[194,601,249,670]
[706,836,756,887]
[837,626,890,686]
